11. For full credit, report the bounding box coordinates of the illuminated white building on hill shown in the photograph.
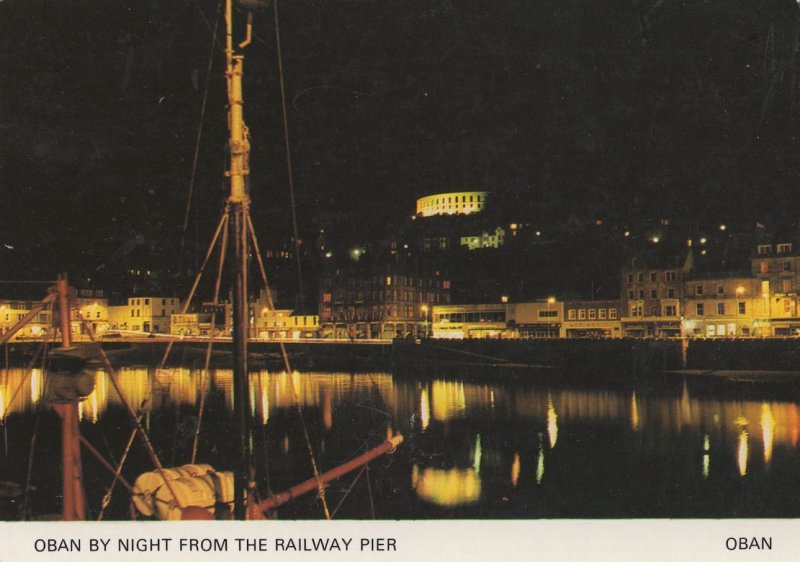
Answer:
[416,191,488,217]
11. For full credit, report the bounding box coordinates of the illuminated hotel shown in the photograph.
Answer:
[416,191,488,217]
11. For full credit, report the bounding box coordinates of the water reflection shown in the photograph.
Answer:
[2,366,800,517]
[412,465,481,507]
[762,404,774,466]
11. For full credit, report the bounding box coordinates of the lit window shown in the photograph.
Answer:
[568,310,576,320]
[588,309,597,320]
[578,309,586,320]
[760,262,769,274]
[598,309,607,319]
[777,243,792,254]
[609,309,617,319]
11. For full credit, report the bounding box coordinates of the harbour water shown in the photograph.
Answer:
[1,366,799,519]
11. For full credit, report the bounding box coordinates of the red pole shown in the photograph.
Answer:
[257,435,403,514]
[53,274,85,521]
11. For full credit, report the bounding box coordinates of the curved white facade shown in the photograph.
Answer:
[416,191,488,217]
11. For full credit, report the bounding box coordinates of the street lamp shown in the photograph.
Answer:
[547,296,556,338]
[421,304,429,339]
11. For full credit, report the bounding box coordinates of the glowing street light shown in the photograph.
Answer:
[546,297,556,338]
[421,304,430,339]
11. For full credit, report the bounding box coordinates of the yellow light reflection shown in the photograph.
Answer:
[737,423,749,477]
[473,434,482,474]
[419,388,430,431]
[430,380,466,422]
[536,446,545,485]
[412,466,481,507]
[630,391,639,431]
[761,404,774,466]
[547,395,558,449]
[702,454,710,479]
[30,369,41,405]
[511,452,520,488]
[261,385,270,426]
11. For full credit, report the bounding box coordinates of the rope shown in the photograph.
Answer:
[329,465,367,519]
[365,464,375,519]
[21,325,52,519]
[161,211,229,368]
[191,216,229,464]
[246,213,331,519]
[98,405,146,520]
[273,0,305,309]
[177,0,224,283]
[77,313,186,512]
[78,435,134,493]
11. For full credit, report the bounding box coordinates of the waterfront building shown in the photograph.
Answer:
[681,275,767,337]
[0,300,50,340]
[255,309,319,339]
[71,296,109,338]
[416,191,488,217]
[431,300,563,339]
[562,299,622,338]
[170,313,214,336]
[319,268,450,339]
[108,296,181,334]
[620,250,691,337]
[509,301,564,338]
[431,303,510,339]
[751,241,800,335]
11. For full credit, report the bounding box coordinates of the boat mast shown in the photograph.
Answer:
[225,0,253,521]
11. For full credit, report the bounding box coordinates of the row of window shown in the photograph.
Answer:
[130,309,171,317]
[625,271,678,283]
[758,261,793,273]
[129,298,178,306]
[757,243,793,255]
[435,311,506,324]
[628,288,678,300]
[693,302,747,316]
[567,308,618,320]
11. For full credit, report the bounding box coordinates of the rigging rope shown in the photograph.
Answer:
[21,325,53,519]
[77,313,186,512]
[247,214,331,519]
[161,212,229,368]
[191,216,228,464]
[98,405,146,520]
[177,0,224,285]
[273,0,305,310]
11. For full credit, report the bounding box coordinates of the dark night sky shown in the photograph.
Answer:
[2,0,800,288]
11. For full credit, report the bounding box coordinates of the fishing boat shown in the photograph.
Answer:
[0,0,402,522]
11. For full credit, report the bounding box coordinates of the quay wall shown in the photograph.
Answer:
[5,338,800,375]
[391,338,684,379]
[685,338,800,371]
